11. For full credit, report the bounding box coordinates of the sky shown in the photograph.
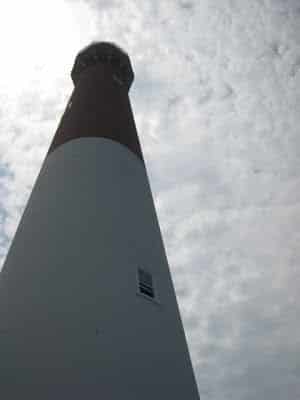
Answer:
[0,0,300,398]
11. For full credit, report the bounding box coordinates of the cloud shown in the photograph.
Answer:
[0,0,300,398]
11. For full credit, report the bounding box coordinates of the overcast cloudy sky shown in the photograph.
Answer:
[0,0,300,398]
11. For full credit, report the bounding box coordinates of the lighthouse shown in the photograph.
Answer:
[0,42,200,399]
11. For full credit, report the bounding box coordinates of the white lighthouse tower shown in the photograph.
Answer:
[0,42,200,399]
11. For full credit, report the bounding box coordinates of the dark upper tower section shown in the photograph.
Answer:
[47,41,143,161]
[71,42,134,91]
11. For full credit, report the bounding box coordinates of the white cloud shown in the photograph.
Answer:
[0,0,300,398]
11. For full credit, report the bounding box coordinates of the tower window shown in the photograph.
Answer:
[137,268,155,300]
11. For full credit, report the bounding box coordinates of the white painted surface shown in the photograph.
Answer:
[0,138,199,398]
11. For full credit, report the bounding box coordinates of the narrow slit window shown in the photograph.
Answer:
[138,268,155,299]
